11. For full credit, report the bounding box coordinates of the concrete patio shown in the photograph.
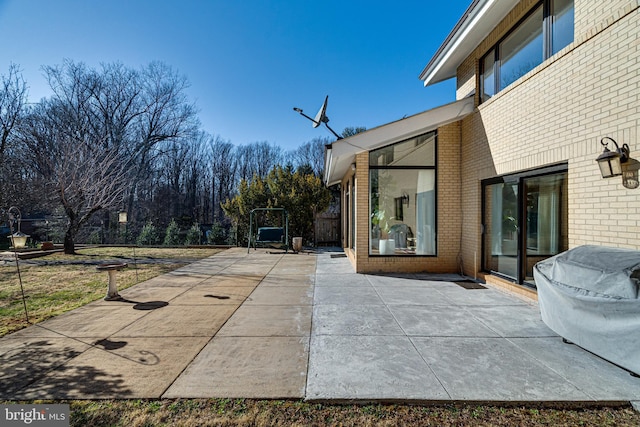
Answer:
[1,247,640,406]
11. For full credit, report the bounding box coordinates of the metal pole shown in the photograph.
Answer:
[285,209,289,253]
[12,245,29,323]
[7,207,29,323]
[247,210,253,253]
[132,245,139,283]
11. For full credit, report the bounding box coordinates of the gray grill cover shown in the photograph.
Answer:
[533,245,640,375]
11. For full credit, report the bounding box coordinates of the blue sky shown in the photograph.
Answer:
[0,0,470,150]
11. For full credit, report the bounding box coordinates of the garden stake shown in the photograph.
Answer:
[132,245,139,282]
[12,247,29,323]
[6,207,29,323]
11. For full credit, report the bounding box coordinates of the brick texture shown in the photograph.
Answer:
[457,1,640,278]
[342,125,463,274]
[339,1,640,278]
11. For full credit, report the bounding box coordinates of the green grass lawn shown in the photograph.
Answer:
[0,246,222,336]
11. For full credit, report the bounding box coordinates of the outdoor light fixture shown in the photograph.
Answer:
[622,169,639,189]
[596,137,629,179]
[350,163,356,171]
[7,206,29,249]
[401,192,410,205]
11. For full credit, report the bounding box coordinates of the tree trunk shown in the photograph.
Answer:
[64,228,76,254]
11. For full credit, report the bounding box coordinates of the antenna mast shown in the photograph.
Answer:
[293,95,343,140]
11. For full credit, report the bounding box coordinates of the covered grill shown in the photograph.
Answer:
[533,245,640,376]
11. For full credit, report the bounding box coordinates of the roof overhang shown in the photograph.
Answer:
[323,97,474,186]
[419,0,519,86]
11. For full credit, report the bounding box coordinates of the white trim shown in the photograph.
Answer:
[422,0,497,86]
[419,0,519,86]
[323,97,474,186]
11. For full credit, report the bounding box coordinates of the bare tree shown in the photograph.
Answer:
[184,134,211,223]
[210,135,236,220]
[110,61,199,223]
[0,64,27,162]
[0,64,28,209]
[42,61,199,221]
[235,141,283,183]
[56,144,128,253]
[17,60,198,252]
[254,141,283,178]
[235,144,254,183]
[292,136,331,177]
[20,100,129,253]
[156,136,207,221]
[341,126,367,138]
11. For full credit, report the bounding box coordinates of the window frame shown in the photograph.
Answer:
[481,163,568,287]
[480,0,574,103]
[368,131,438,257]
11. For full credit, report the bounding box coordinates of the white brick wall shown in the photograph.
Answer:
[346,123,463,274]
[457,1,640,278]
[339,1,640,278]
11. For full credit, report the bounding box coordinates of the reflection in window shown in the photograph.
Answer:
[369,131,436,256]
[369,132,435,167]
[500,6,543,89]
[484,181,520,279]
[482,169,568,285]
[552,0,574,55]
[481,51,496,101]
[480,0,574,102]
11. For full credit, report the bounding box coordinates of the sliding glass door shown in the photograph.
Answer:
[484,180,519,280]
[523,173,567,284]
[483,167,567,286]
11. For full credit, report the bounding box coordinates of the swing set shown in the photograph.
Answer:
[247,208,289,253]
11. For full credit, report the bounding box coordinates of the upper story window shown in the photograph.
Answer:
[480,0,574,103]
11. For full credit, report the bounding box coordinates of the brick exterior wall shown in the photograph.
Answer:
[339,0,639,279]
[457,1,640,279]
[342,123,463,274]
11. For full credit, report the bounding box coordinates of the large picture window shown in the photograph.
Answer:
[369,131,436,256]
[480,0,574,102]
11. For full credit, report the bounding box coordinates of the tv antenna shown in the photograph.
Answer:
[293,95,342,139]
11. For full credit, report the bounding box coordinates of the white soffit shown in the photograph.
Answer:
[323,97,474,186]
[419,0,519,86]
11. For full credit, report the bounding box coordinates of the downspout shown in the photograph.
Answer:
[323,143,333,187]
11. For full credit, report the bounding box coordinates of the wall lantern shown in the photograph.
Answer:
[621,153,640,189]
[596,137,629,179]
[622,169,639,189]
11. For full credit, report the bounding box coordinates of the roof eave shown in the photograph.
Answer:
[323,97,475,186]
[419,0,519,87]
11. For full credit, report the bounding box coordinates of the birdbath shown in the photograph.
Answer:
[96,263,128,301]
